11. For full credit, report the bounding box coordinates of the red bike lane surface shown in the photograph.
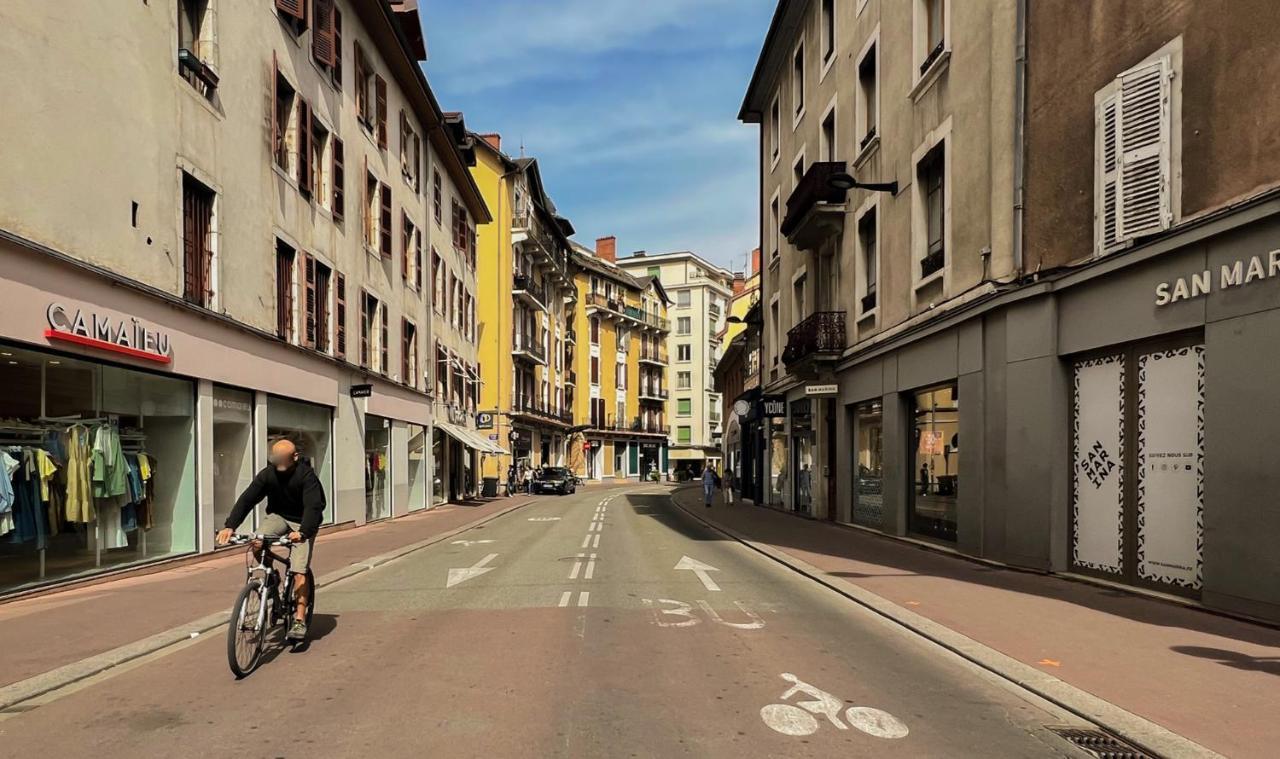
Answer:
[0,494,547,690]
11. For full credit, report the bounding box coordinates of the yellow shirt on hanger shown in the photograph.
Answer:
[35,449,57,501]
[138,453,151,481]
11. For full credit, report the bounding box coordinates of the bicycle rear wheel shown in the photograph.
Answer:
[226,580,268,678]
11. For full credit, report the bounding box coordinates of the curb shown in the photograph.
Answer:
[0,496,538,712]
[665,486,1223,759]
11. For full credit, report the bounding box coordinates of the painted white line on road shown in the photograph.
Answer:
[446,553,500,588]
[674,555,722,592]
[592,533,600,549]
[558,591,573,608]
[527,517,561,522]
[569,558,583,580]
[642,598,699,627]
[697,600,766,629]
[581,534,593,549]
[585,553,597,579]
[577,591,590,607]
[450,539,495,547]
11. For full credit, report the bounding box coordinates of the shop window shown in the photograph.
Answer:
[791,400,815,514]
[910,384,959,541]
[852,401,883,528]
[365,415,391,521]
[407,423,428,511]
[212,385,254,534]
[432,427,446,505]
[181,172,216,308]
[0,345,197,593]
[267,396,333,525]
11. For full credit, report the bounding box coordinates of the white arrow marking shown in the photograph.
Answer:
[674,556,722,592]
[446,553,499,588]
[450,539,496,547]
[527,517,561,522]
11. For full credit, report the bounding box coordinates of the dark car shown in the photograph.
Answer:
[533,466,576,495]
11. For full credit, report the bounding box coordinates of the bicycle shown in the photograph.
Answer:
[224,533,316,678]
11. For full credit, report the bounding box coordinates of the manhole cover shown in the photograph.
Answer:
[1047,726,1158,759]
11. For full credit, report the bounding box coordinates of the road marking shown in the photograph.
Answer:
[697,600,766,629]
[759,674,909,740]
[674,555,721,592]
[643,598,699,627]
[450,539,496,547]
[527,517,561,522]
[577,591,590,607]
[585,553,597,579]
[1038,659,1062,667]
[589,522,602,532]
[592,534,600,549]
[580,534,593,548]
[446,553,500,588]
[558,591,573,607]
[845,707,910,739]
[569,555,584,580]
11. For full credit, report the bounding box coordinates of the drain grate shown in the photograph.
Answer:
[1048,726,1159,759]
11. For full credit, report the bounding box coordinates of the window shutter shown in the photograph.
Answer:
[399,110,408,169]
[402,320,410,386]
[401,212,410,279]
[362,156,371,246]
[413,134,421,192]
[332,137,344,219]
[1096,94,1119,253]
[375,75,388,149]
[360,293,370,368]
[1116,57,1172,242]
[303,254,317,348]
[380,301,389,375]
[297,99,311,195]
[270,53,280,166]
[331,8,343,88]
[380,183,392,257]
[354,41,365,118]
[336,273,347,358]
[276,0,305,22]
[312,0,336,66]
[415,241,424,291]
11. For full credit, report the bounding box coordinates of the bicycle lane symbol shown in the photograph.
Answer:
[759,673,909,740]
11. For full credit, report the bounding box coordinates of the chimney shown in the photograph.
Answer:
[479,133,501,151]
[732,272,746,296]
[751,247,761,276]
[596,236,617,263]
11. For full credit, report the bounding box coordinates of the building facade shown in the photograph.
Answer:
[615,251,733,478]
[0,0,488,596]
[471,135,576,483]
[740,0,1280,622]
[566,240,671,481]
[715,250,762,495]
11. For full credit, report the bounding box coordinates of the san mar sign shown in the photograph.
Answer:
[44,303,172,364]
[1155,250,1280,306]
[804,384,839,396]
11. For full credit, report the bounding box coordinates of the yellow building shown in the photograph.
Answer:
[723,248,762,344]
[565,238,672,480]
[471,134,576,485]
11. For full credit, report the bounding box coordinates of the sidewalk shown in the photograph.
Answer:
[0,494,539,691]
[670,487,1279,759]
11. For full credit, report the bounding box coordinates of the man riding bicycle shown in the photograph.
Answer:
[216,439,326,641]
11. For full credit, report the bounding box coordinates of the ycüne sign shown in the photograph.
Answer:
[759,395,787,418]
[1155,250,1280,306]
[45,303,172,364]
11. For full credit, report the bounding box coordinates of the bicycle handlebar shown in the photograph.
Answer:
[224,533,296,547]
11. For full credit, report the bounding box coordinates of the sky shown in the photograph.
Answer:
[419,0,776,274]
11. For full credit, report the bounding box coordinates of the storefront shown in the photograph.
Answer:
[851,400,883,528]
[364,415,391,522]
[788,400,814,514]
[909,385,959,542]
[406,423,429,512]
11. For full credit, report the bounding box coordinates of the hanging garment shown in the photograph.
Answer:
[138,458,156,530]
[11,457,47,548]
[99,498,128,549]
[92,426,129,500]
[35,449,58,502]
[43,431,67,466]
[64,426,95,523]
[0,449,17,536]
[137,453,152,482]
[124,454,144,505]
[121,502,138,533]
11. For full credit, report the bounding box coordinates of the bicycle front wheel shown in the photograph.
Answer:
[226,580,268,678]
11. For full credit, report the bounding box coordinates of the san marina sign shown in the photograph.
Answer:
[1155,250,1280,306]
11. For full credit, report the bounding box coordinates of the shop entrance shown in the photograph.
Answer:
[790,400,814,514]
[1070,338,1205,595]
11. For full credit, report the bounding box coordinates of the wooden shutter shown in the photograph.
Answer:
[360,293,370,368]
[336,273,347,358]
[276,0,305,22]
[1096,95,1119,253]
[401,212,409,279]
[415,241,424,291]
[332,137,344,219]
[316,264,331,353]
[380,182,392,257]
[1115,57,1172,242]
[354,41,366,119]
[312,0,336,66]
[277,247,294,341]
[331,8,343,88]
[402,320,411,387]
[413,134,421,192]
[380,301,389,375]
[297,100,312,196]
[271,53,280,166]
[375,75,388,149]
[303,254,317,348]
[399,111,408,170]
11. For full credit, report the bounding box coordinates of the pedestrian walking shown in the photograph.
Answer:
[523,467,534,494]
[722,469,736,505]
[506,464,516,497]
[702,466,716,508]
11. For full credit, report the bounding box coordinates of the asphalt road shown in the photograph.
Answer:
[0,485,1094,757]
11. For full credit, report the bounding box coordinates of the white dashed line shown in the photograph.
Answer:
[592,534,600,549]
[581,534,593,549]
[585,553,598,579]
[578,591,590,607]
[558,591,573,608]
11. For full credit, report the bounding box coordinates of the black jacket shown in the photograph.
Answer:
[224,460,327,539]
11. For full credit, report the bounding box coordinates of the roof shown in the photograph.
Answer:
[469,137,577,243]
[634,275,673,305]
[614,249,735,280]
[570,243,644,290]
[738,0,803,123]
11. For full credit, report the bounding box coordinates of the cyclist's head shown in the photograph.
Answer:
[269,439,299,471]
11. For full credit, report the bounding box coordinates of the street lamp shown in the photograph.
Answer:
[827,172,898,195]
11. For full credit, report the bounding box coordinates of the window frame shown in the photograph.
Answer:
[791,36,806,129]
[854,196,880,325]
[854,28,880,163]
[819,0,837,81]
[910,118,952,293]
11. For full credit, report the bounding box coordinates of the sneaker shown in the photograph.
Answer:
[286,619,308,641]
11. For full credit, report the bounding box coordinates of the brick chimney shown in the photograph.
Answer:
[479,133,501,151]
[751,247,761,276]
[596,236,617,263]
[732,272,746,296]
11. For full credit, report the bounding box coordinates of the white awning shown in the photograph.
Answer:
[436,420,507,455]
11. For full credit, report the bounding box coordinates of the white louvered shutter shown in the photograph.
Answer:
[1115,57,1172,242]
[1096,94,1119,253]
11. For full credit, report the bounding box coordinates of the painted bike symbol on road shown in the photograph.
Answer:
[759,673,908,740]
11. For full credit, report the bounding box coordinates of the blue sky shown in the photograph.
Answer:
[419,0,775,273]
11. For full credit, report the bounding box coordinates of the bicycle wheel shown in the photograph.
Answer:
[226,580,268,678]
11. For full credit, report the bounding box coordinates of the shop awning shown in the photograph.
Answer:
[436,420,507,455]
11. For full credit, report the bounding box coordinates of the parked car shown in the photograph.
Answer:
[533,466,576,495]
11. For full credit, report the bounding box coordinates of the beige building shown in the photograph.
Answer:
[0,0,488,595]
[616,251,733,476]
[739,0,1016,523]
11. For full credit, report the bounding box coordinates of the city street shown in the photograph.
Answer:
[0,485,1092,757]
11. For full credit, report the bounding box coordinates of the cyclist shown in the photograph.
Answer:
[216,439,326,641]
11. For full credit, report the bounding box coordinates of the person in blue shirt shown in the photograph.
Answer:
[702,466,717,508]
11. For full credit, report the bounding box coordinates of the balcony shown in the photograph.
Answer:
[583,292,623,320]
[639,345,669,366]
[645,311,670,332]
[639,386,669,402]
[512,273,548,311]
[510,394,573,426]
[782,311,846,377]
[781,161,848,251]
[589,415,670,437]
[566,369,577,386]
[511,332,547,365]
[565,328,577,344]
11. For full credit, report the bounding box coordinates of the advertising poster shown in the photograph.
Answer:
[1072,355,1125,574]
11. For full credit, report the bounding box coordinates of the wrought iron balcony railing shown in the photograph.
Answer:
[782,311,846,367]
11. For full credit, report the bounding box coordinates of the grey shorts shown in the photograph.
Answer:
[259,513,313,574]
